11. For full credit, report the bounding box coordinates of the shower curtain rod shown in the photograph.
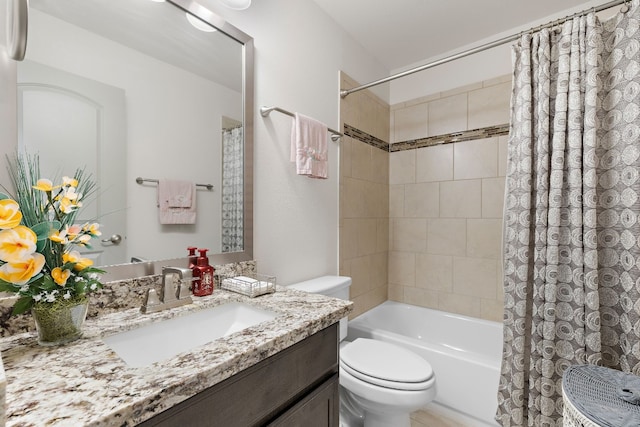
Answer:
[340,0,628,98]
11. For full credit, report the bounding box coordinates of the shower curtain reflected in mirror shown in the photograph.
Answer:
[496,1,640,425]
[221,126,244,253]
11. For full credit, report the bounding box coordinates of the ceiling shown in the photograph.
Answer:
[311,0,598,71]
[31,0,243,92]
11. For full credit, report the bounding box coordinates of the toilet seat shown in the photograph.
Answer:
[340,338,434,391]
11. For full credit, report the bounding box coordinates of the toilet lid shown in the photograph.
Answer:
[340,338,434,390]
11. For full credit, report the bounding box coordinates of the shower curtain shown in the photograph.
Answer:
[221,127,243,253]
[496,2,640,425]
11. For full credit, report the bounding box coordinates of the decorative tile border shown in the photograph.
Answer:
[344,123,510,152]
[344,124,388,151]
[390,124,509,152]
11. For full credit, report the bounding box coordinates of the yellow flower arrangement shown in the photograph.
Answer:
[0,153,104,315]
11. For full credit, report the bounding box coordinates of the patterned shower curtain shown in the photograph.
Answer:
[221,126,243,253]
[496,2,640,425]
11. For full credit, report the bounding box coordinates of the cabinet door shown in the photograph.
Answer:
[267,374,339,427]
[138,324,338,427]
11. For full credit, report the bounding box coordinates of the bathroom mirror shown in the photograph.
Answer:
[14,0,254,280]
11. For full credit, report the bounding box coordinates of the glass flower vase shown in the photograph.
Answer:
[31,296,89,346]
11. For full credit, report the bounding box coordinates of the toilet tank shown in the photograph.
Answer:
[288,276,351,340]
[287,276,351,300]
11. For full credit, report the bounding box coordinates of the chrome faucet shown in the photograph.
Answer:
[141,267,193,313]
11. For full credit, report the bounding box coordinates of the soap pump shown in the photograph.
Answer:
[192,248,214,296]
[187,246,198,269]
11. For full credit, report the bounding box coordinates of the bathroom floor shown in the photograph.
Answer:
[411,405,491,427]
[411,409,466,427]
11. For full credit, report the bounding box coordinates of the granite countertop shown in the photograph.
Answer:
[0,287,352,426]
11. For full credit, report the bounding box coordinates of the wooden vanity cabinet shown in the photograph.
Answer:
[266,373,339,427]
[139,323,339,427]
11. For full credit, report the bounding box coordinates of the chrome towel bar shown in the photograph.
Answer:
[135,177,213,191]
[260,106,342,141]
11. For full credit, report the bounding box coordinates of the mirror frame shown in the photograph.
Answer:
[101,0,254,281]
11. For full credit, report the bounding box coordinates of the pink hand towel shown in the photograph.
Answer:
[157,179,196,224]
[290,113,328,179]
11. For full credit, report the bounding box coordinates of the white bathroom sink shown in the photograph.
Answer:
[102,302,278,367]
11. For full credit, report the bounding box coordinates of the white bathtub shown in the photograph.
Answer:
[346,301,503,426]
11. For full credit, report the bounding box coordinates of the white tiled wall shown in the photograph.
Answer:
[389,136,507,321]
[339,72,510,322]
[388,74,511,322]
[340,72,390,319]
[391,75,511,142]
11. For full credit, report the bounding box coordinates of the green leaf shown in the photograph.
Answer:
[31,221,58,237]
[75,281,86,295]
[32,221,61,252]
[25,272,44,286]
[0,193,9,200]
[81,267,106,274]
[0,280,20,293]
[40,275,57,291]
[12,296,34,315]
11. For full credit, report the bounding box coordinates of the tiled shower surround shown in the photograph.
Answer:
[340,73,390,319]
[340,72,511,322]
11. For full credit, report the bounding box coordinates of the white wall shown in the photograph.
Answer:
[196,0,388,284]
[389,0,623,104]
[0,5,16,190]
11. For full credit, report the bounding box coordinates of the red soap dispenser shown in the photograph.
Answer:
[187,246,198,269]
[192,248,214,296]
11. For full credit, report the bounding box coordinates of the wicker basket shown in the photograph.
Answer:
[562,365,640,427]
[562,386,601,427]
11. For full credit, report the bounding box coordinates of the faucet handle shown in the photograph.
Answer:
[141,288,161,313]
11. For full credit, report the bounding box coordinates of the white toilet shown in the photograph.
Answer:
[288,276,436,427]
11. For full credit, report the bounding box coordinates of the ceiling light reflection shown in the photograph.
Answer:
[218,0,251,10]
[185,13,217,32]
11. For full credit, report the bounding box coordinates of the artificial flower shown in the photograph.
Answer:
[32,178,58,192]
[60,186,81,201]
[67,224,82,237]
[63,250,94,271]
[0,153,104,316]
[77,235,92,246]
[83,222,101,236]
[74,257,94,271]
[0,199,22,229]
[62,176,78,187]
[58,197,82,214]
[51,267,71,286]
[49,227,69,245]
[0,225,37,263]
[44,290,58,303]
[0,253,45,285]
